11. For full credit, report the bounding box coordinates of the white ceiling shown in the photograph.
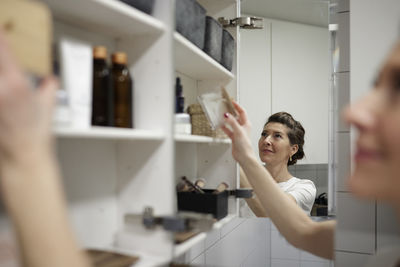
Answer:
[241,0,329,27]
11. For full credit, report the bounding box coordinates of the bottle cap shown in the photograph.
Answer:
[93,46,107,59]
[112,52,128,64]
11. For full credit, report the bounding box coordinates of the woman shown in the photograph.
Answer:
[0,31,91,267]
[222,41,400,261]
[240,112,316,217]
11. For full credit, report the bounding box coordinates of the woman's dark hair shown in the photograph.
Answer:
[265,112,305,165]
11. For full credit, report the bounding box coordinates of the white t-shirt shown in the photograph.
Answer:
[240,177,316,217]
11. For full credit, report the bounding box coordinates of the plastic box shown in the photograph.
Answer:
[221,29,235,71]
[203,16,223,62]
[119,0,155,15]
[177,189,228,219]
[177,188,253,219]
[175,0,206,49]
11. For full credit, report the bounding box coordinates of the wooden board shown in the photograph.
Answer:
[0,0,52,76]
[87,249,139,267]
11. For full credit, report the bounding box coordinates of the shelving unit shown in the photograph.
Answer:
[172,0,239,260]
[37,0,239,264]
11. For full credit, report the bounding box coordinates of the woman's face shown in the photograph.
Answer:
[345,43,400,203]
[258,122,298,166]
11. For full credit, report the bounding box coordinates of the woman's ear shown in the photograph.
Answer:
[291,144,299,157]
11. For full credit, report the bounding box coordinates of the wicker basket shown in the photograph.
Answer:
[187,104,226,138]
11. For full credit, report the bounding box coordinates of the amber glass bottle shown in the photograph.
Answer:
[112,52,133,128]
[92,46,113,126]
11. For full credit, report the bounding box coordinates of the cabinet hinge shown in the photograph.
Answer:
[125,207,214,232]
[218,16,263,29]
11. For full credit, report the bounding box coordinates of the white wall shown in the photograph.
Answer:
[239,17,272,160]
[270,20,329,165]
[240,17,329,164]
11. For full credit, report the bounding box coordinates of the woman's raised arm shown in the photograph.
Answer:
[222,101,335,259]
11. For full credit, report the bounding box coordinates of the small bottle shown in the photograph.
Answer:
[175,77,184,113]
[112,52,133,128]
[92,46,113,126]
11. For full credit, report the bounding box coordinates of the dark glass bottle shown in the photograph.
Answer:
[92,46,113,126]
[175,77,184,113]
[112,52,133,128]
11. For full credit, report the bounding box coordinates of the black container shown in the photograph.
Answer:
[119,0,155,15]
[177,189,228,220]
[177,188,253,220]
[175,0,206,49]
[204,16,223,63]
[221,29,235,71]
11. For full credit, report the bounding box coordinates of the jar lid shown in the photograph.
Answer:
[93,46,107,59]
[112,52,127,64]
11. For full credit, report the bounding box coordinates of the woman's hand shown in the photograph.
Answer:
[221,101,257,165]
[0,30,57,167]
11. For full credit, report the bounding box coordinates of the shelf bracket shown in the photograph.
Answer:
[125,207,214,232]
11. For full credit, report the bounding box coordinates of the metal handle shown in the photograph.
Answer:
[125,207,214,232]
[229,189,253,198]
[218,16,263,29]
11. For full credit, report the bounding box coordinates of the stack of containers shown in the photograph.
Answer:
[175,0,235,71]
[175,0,206,49]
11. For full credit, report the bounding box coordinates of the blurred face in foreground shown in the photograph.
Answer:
[345,42,400,204]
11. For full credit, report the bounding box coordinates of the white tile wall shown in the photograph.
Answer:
[190,253,205,266]
[336,192,375,253]
[336,132,350,192]
[294,164,329,197]
[205,219,261,266]
[220,217,244,238]
[300,261,330,267]
[377,203,400,250]
[177,217,335,266]
[336,72,350,132]
[335,251,371,267]
[187,238,205,262]
[205,228,221,249]
[242,245,271,267]
[300,250,330,263]
[271,229,300,260]
[271,259,300,267]
[316,165,329,196]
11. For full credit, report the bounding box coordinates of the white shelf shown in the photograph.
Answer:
[175,134,231,144]
[42,0,165,37]
[173,214,236,257]
[54,126,165,141]
[174,32,235,82]
[197,0,237,15]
